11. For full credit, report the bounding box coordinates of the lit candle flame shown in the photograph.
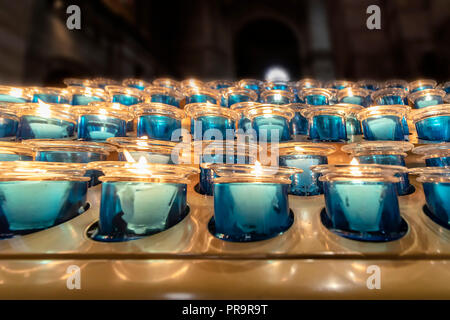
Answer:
[252,160,262,176]
[36,100,52,118]
[122,149,136,162]
[350,158,362,176]
[10,88,24,98]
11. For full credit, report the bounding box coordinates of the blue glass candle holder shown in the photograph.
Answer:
[296,78,321,90]
[358,106,407,141]
[342,141,415,196]
[122,78,151,91]
[0,86,31,103]
[438,81,450,94]
[195,140,258,196]
[333,103,363,136]
[230,101,259,133]
[244,104,294,142]
[77,102,131,141]
[0,162,89,238]
[152,78,180,90]
[278,142,336,196]
[24,139,116,187]
[29,87,71,104]
[371,88,408,106]
[356,80,380,91]
[106,86,145,132]
[413,143,450,167]
[301,106,349,142]
[88,162,198,241]
[325,80,354,91]
[383,79,409,92]
[186,103,238,141]
[221,87,257,108]
[409,79,437,93]
[312,164,408,242]
[180,79,205,91]
[135,103,185,141]
[92,78,119,89]
[287,103,309,136]
[209,164,299,242]
[298,88,333,106]
[16,103,76,140]
[260,89,294,105]
[264,80,291,91]
[237,79,264,98]
[108,137,183,164]
[69,87,107,106]
[412,105,450,142]
[337,88,369,107]
[0,102,19,139]
[408,89,445,109]
[184,87,219,104]
[64,78,98,88]
[0,142,34,161]
[208,80,233,90]
[144,86,184,108]
[412,167,450,229]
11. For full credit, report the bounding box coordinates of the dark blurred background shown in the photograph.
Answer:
[1,0,449,86]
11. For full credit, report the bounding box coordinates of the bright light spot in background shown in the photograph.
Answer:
[265,66,290,82]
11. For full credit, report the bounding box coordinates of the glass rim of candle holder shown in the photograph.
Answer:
[356,105,408,122]
[244,103,295,121]
[69,87,108,103]
[437,81,450,90]
[152,78,180,89]
[63,78,98,88]
[444,95,450,103]
[185,103,239,120]
[107,137,181,157]
[407,88,446,104]
[371,88,408,103]
[355,79,380,90]
[410,167,450,183]
[193,139,260,162]
[341,141,414,157]
[221,87,258,101]
[411,104,450,123]
[210,163,302,184]
[207,80,234,89]
[0,142,35,157]
[277,141,336,156]
[264,80,291,90]
[0,161,90,181]
[143,85,184,100]
[23,139,117,155]
[311,164,406,183]
[337,87,369,101]
[332,103,364,115]
[180,79,205,91]
[81,102,134,121]
[88,161,199,183]
[16,102,77,124]
[104,85,145,101]
[0,86,32,101]
[230,101,260,114]
[27,87,72,101]
[300,105,351,119]
[412,143,450,160]
[260,89,295,102]
[409,79,437,91]
[297,88,333,102]
[0,102,19,119]
[324,80,354,89]
[122,78,151,89]
[383,79,409,91]
[134,102,185,120]
[183,86,219,100]
[237,78,263,88]
[92,78,120,87]
[296,78,321,89]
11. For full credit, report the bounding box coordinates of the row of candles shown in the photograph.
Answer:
[0,137,448,243]
[0,76,447,244]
